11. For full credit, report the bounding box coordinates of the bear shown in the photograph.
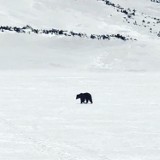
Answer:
[76,93,93,104]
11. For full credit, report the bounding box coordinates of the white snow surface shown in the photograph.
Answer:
[1,70,160,160]
[0,0,160,160]
[0,0,159,38]
[0,0,160,71]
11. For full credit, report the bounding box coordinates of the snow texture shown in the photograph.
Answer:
[0,0,160,160]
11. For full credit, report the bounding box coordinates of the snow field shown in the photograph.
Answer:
[0,1,159,159]
[0,70,160,160]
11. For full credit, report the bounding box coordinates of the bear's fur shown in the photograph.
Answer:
[76,93,93,104]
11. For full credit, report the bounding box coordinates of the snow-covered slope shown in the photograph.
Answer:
[0,0,160,71]
[0,0,159,39]
[0,0,159,71]
[1,1,160,160]
[0,33,159,71]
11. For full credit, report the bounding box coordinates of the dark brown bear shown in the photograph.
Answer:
[76,93,93,104]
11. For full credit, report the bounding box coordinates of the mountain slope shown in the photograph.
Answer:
[0,0,159,39]
[1,2,160,160]
[0,0,159,71]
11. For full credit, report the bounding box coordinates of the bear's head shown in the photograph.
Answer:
[76,94,80,99]
[76,93,83,99]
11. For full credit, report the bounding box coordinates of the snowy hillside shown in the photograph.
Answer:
[0,1,160,160]
[0,0,159,71]
[0,0,160,39]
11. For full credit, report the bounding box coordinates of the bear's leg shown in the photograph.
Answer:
[80,98,85,104]
[89,97,93,104]
[85,99,88,104]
